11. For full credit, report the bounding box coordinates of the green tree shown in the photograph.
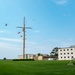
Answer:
[3,57,6,60]
[37,53,42,56]
[50,47,60,59]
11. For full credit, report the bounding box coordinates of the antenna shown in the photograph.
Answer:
[17,17,32,59]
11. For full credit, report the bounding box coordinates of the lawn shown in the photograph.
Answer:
[0,60,75,75]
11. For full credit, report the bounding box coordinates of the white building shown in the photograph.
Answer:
[18,54,37,59]
[58,46,75,60]
[18,54,49,60]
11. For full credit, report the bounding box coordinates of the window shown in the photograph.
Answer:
[64,56,66,58]
[71,56,73,58]
[71,52,73,54]
[71,49,73,50]
[61,57,62,58]
[60,53,62,55]
[68,56,69,58]
[64,53,66,55]
[64,49,65,51]
[67,53,69,54]
[60,50,62,51]
[67,49,69,51]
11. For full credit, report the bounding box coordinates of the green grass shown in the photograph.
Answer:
[0,60,75,75]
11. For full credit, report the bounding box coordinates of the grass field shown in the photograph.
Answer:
[0,60,75,75]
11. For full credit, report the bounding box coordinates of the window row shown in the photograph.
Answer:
[60,52,73,55]
[60,49,73,51]
[61,56,74,59]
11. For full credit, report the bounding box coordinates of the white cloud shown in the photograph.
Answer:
[34,30,40,33]
[25,40,49,54]
[0,41,20,49]
[0,41,22,59]
[0,37,75,59]
[25,38,75,54]
[0,30,8,33]
[25,38,72,54]
[45,38,75,48]
[26,41,37,45]
[0,30,4,33]
[0,37,21,42]
[52,0,68,4]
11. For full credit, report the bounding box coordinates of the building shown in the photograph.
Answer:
[58,46,75,60]
[18,54,37,59]
[18,54,50,60]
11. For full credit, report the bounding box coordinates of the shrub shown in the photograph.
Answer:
[3,57,6,60]
[13,59,35,61]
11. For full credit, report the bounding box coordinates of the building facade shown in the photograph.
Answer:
[18,54,37,59]
[58,46,75,60]
[18,54,49,60]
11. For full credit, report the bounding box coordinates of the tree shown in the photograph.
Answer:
[37,53,42,56]
[50,47,59,59]
[3,57,6,60]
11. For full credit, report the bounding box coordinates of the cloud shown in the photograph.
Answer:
[0,41,20,49]
[0,41,22,59]
[26,41,37,45]
[25,38,73,54]
[0,30,8,33]
[0,37,21,42]
[52,0,68,4]
[0,30,4,33]
[45,38,75,48]
[35,30,40,33]
[25,38,75,55]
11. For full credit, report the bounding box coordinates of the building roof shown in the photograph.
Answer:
[58,45,75,49]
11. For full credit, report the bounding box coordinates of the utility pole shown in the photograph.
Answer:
[17,17,32,59]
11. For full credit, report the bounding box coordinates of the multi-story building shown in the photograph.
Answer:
[58,46,75,60]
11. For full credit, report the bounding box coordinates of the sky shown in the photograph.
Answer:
[0,0,75,59]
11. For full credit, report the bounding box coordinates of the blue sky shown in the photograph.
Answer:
[0,0,75,59]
